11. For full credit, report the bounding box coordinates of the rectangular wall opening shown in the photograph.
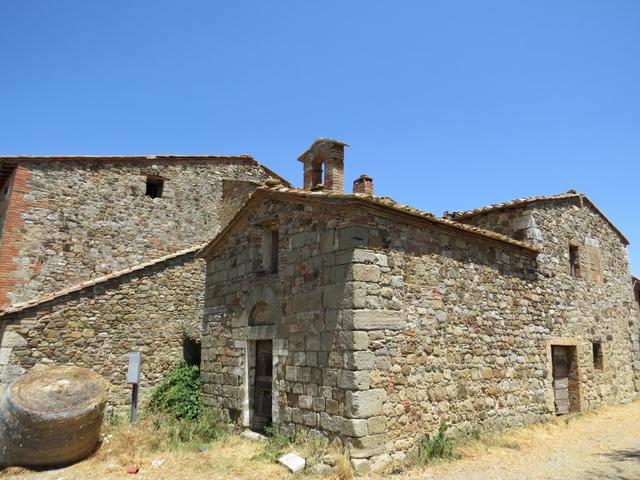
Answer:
[249,340,273,432]
[145,176,164,198]
[261,227,279,274]
[592,341,603,370]
[569,245,581,278]
[551,345,580,414]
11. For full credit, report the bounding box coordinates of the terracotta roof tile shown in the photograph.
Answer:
[445,190,629,246]
[198,187,539,258]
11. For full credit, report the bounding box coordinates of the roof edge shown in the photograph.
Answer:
[198,188,539,259]
[0,154,255,161]
[0,244,205,319]
[446,191,629,246]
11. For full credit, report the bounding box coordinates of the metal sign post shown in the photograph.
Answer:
[127,351,142,424]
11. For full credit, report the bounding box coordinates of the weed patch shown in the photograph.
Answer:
[415,421,458,464]
[254,424,295,463]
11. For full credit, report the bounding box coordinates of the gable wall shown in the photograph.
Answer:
[202,198,360,439]
[456,200,640,396]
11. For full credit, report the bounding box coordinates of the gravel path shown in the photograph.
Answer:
[398,401,640,480]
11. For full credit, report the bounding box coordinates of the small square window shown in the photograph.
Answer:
[592,341,603,370]
[569,245,581,278]
[146,176,164,198]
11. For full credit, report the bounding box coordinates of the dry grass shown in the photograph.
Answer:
[3,402,637,480]
[0,417,287,480]
[0,417,354,480]
[457,407,600,460]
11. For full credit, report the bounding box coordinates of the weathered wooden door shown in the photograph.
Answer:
[552,346,570,414]
[252,340,273,431]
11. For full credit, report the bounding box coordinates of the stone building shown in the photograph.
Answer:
[198,139,639,471]
[0,154,285,401]
[634,276,640,310]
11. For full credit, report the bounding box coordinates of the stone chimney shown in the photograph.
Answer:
[353,174,374,195]
[297,138,348,192]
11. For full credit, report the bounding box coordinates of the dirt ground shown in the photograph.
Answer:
[396,401,640,480]
[2,401,640,480]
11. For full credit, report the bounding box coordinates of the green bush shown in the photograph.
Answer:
[416,420,457,463]
[148,362,204,421]
[146,363,226,448]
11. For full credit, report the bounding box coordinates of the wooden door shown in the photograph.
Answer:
[552,346,570,414]
[252,340,273,431]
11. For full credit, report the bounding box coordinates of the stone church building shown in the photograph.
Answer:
[198,139,639,469]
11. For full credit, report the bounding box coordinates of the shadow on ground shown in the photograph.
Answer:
[583,449,640,480]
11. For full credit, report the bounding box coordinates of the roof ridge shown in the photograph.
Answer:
[0,154,255,160]
[443,190,628,245]
[198,187,538,259]
[444,190,583,219]
[0,244,205,318]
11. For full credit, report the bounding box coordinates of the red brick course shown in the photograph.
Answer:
[0,166,45,306]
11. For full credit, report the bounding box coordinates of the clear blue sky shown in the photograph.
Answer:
[1,1,639,274]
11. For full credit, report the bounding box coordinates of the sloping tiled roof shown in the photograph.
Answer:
[445,190,629,246]
[0,245,205,319]
[0,154,256,162]
[198,187,539,258]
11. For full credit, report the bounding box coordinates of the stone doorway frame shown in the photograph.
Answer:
[241,287,286,431]
[546,337,581,414]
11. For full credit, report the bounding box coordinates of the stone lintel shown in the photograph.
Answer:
[246,325,275,340]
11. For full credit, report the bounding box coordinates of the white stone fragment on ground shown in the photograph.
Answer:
[151,458,165,468]
[240,429,267,442]
[278,452,306,473]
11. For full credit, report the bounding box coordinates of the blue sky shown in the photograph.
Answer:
[1,1,639,274]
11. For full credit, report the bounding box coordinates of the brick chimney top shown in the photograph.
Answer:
[353,174,374,195]
[297,138,348,192]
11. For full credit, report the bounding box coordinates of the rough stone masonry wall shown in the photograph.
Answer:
[0,252,204,405]
[342,208,637,465]
[458,199,640,395]
[202,197,396,460]
[0,158,272,306]
[329,212,548,466]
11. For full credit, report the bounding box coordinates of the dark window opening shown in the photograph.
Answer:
[146,176,164,198]
[592,341,603,370]
[261,227,279,274]
[269,230,279,274]
[569,245,581,278]
[183,336,201,367]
